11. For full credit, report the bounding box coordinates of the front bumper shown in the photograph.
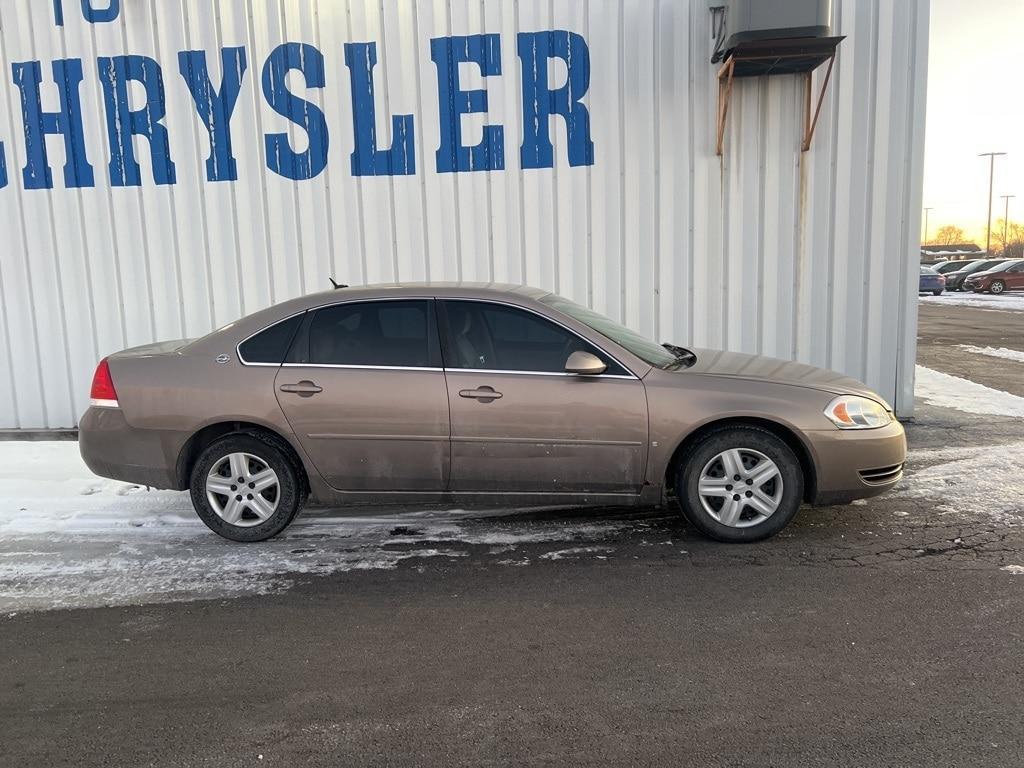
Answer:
[79,407,182,489]
[805,419,907,506]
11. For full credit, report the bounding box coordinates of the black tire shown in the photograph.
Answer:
[989,280,1006,295]
[932,289,943,296]
[189,433,305,542]
[675,426,804,543]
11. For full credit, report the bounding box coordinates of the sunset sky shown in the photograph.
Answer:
[922,0,1024,244]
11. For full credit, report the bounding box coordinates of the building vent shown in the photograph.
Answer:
[711,0,844,155]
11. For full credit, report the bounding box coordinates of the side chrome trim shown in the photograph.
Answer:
[282,363,444,373]
[444,368,635,380]
[451,435,643,447]
[306,433,449,441]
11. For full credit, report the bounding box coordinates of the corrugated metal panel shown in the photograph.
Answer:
[0,0,927,429]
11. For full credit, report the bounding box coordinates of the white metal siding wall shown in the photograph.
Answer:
[0,0,928,429]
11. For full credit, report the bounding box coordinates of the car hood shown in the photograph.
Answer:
[683,347,887,404]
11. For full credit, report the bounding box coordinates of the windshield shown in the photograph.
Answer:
[540,294,687,369]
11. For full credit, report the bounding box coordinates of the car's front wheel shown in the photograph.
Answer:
[989,280,1006,294]
[189,433,305,542]
[675,426,804,543]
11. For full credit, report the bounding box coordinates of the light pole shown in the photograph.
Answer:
[979,152,1007,254]
[1001,194,1015,255]
[923,207,933,244]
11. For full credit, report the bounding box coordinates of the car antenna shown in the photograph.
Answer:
[329,278,348,290]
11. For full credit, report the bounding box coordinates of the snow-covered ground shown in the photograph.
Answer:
[0,442,631,612]
[920,292,1024,312]
[3,363,1024,613]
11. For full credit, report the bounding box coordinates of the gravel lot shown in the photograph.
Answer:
[1,298,1023,767]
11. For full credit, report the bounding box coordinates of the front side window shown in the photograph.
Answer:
[441,301,627,375]
[539,293,682,369]
[306,300,440,368]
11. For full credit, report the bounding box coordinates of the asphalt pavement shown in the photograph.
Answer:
[2,298,1023,767]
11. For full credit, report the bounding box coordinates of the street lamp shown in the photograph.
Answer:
[923,207,933,244]
[1001,194,1016,255]
[979,152,1007,254]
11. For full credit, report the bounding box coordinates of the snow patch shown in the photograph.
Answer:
[914,366,1024,418]
[1000,565,1024,575]
[957,345,1024,364]
[540,546,614,560]
[920,293,1024,313]
[896,441,1024,524]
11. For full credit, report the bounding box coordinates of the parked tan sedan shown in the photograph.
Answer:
[80,283,906,543]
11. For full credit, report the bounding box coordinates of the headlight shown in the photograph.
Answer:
[823,395,892,429]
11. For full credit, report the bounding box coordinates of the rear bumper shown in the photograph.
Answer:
[79,407,182,490]
[805,419,907,506]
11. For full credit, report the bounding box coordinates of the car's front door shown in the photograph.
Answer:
[274,299,450,491]
[439,300,648,494]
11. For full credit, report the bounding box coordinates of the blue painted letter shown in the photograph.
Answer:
[81,0,120,23]
[0,142,7,188]
[179,47,248,182]
[261,43,329,181]
[344,42,415,176]
[518,31,594,169]
[430,34,503,173]
[11,58,94,189]
[98,55,177,186]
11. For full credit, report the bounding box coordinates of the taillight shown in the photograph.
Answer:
[90,359,119,408]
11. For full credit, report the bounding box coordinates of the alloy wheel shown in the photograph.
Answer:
[205,452,280,527]
[697,448,784,528]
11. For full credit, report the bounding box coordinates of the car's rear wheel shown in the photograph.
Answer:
[190,434,304,542]
[675,426,804,543]
[989,280,1006,294]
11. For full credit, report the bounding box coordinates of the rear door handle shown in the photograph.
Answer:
[279,380,322,397]
[459,386,502,403]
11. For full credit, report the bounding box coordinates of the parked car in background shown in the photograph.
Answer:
[943,259,1014,291]
[932,260,977,275]
[919,266,945,295]
[964,259,1024,294]
[78,283,906,545]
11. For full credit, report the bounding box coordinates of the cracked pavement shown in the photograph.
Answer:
[2,300,1023,767]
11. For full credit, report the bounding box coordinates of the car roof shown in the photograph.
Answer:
[290,281,551,309]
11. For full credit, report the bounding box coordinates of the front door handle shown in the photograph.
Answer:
[459,386,502,403]
[279,380,322,397]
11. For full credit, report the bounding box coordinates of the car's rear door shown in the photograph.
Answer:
[274,298,450,491]
[438,299,648,494]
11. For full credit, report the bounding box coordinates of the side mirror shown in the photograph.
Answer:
[565,351,607,376]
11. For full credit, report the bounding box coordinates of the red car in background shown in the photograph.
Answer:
[964,260,1024,294]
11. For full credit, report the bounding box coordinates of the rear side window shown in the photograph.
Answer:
[306,300,440,368]
[238,314,303,364]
